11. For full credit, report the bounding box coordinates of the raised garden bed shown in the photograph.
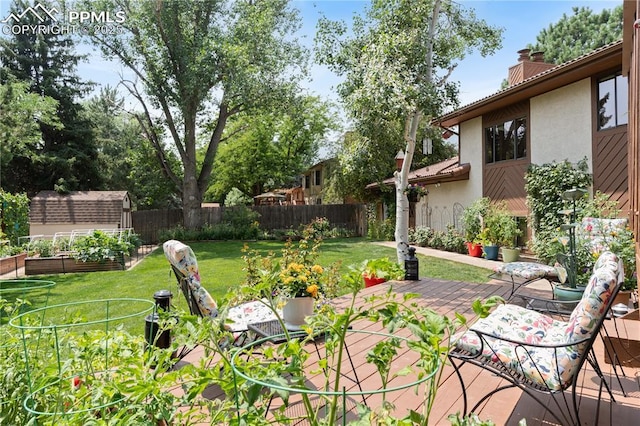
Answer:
[0,252,27,275]
[25,256,125,275]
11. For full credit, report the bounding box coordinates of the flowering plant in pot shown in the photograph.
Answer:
[404,183,429,202]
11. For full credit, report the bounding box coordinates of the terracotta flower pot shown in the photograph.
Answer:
[466,242,483,257]
[363,275,387,288]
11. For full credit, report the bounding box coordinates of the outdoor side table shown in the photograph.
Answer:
[490,262,560,299]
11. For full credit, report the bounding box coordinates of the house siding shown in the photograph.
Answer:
[530,79,592,166]
[624,0,639,266]
[458,117,484,207]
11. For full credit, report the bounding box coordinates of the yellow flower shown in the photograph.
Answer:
[299,274,308,282]
[311,264,324,274]
[306,284,319,298]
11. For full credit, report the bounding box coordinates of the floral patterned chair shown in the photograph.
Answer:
[163,240,279,356]
[449,251,624,426]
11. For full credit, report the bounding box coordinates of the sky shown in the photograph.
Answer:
[292,0,624,108]
[0,0,624,117]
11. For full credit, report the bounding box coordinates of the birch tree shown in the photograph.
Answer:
[316,0,502,263]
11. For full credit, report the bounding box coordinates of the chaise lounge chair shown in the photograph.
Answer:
[163,239,279,358]
[448,251,624,426]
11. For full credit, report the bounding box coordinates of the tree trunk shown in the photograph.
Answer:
[182,158,202,230]
[395,112,421,265]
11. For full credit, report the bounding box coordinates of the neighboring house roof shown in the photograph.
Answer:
[30,191,129,225]
[304,158,336,172]
[437,40,623,127]
[366,156,470,190]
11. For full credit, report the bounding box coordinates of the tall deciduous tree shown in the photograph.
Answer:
[317,0,502,263]
[81,87,180,208]
[84,0,307,228]
[207,95,336,201]
[0,0,101,194]
[528,5,623,64]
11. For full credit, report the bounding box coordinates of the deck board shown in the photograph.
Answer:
[179,277,640,425]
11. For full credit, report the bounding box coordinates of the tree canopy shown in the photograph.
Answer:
[0,79,61,187]
[0,0,101,194]
[207,95,336,202]
[316,0,502,262]
[84,0,309,228]
[528,5,623,64]
[81,87,180,209]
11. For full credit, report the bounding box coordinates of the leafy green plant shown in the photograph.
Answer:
[0,191,29,245]
[525,158,592,238]
[71,230,138,264]
[461,198,491,242]
[368,217,395,241]
[361,257,404,280]
[410,226,435,247]
[482,202,521,248]
[219,254,505,425]
[28,239,55,257]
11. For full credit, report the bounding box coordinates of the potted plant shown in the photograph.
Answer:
[361,257,404,287]
[461,198,491,257]
[483,202,521,262]
[404,184,429,202]
[475,227,499,260]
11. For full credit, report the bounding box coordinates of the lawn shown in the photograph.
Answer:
[3,238,490,333]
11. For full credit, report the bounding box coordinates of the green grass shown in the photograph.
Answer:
[3,239,490,333]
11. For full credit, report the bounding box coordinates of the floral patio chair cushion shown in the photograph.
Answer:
[163,240,280,333]
[577,217,627,253]
[455,251,620,391]
[493,262,559,280]
[163,240,218,318]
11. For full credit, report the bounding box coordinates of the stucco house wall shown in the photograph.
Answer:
[457,117,484,207]
[418,180,470,232]
[530,78,593,167]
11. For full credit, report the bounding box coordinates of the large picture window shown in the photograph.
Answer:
[597,73,628,130]
[484,118,527,163]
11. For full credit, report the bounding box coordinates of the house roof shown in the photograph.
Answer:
[437,40,623,127]
[30,191,129,225]
[366,156,470,190]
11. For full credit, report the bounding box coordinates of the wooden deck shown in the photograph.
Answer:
[180,278,640,425]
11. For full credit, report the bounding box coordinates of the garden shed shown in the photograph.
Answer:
[29,191,132,237]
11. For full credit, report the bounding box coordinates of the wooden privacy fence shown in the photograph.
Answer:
[132,204,367,243]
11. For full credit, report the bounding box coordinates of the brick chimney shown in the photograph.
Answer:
[507,49,556,86]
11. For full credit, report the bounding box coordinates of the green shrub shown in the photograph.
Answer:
[0,191,29,245]
[410,226,435,247]
[368,217,395,240]
[28,239,55,257]
[442,225,466,253]
[224,187,252,206]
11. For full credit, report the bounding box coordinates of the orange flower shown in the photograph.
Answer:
[306,284,319,298]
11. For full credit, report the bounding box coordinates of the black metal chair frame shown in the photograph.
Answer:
[168,265,254,360]
[448,280,623,426]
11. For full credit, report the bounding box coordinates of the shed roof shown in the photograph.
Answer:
[30,191,129,225]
